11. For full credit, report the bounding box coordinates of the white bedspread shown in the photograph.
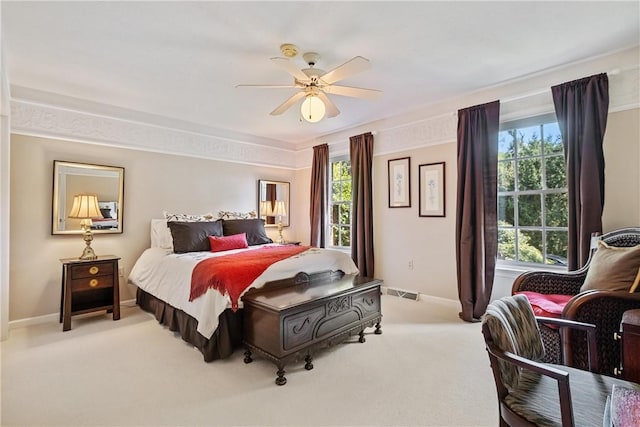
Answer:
[128,245,358,338]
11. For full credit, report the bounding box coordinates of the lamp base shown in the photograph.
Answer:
[277,221,285,245]
[79,227,97,260]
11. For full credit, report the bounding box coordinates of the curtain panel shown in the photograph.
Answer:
[456,100,500,322]
[551,73,609,270]
[309,143,329,247]
[350,132,375,277]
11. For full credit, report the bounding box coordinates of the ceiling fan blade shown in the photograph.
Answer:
[320,56,371,85]
[323,85,382,99]
[316,92,340,118]
[270,91,307,116]
[271,57,310,82]
[236,84,298,89]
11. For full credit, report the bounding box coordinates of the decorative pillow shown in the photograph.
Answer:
[580,241,640,292]
[217,210,257,220]
[167,221,223,253]
[163,211,215,222]
[150,219,174,250]
[221,219,272,246]
[208,233,249,253]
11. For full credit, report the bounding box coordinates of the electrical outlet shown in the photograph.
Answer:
[118,266,124,277]
[408,260,414,270]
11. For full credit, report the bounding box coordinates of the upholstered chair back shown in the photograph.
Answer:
[482,294,545,390]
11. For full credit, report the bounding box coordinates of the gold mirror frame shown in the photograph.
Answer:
[257,180,290,228]
[52,160,125,235]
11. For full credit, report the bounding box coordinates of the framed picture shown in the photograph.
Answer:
[419,162,446,217]
[388,157,411,208]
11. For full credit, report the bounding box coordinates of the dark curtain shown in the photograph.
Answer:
[456,100,500,322]
[350,132,375,277]
[551,73,609,270]
[309,144,329,247]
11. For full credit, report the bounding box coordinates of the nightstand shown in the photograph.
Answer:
[59,255,120,331]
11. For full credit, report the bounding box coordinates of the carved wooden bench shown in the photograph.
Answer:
[241,271,383,385]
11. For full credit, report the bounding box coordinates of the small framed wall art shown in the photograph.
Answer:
[419,162,446,217]
[388,157,411,208]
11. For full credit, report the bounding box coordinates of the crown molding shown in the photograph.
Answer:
[10,99,297,169]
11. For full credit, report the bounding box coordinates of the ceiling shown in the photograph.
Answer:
[2,1,639,148]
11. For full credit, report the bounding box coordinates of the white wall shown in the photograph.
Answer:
[9,135,297,322]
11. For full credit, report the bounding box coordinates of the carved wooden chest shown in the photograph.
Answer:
[241,272,382,385]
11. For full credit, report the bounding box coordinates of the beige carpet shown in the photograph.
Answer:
[1,294,498,427]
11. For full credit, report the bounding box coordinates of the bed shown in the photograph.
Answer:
[128,216,358,362]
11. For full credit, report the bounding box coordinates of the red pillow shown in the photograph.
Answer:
[208,233,248,252]
[516,290,572,319]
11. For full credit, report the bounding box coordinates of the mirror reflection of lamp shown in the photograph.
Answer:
[68,194,103,260]
[273,200,287,244]
[259,201,273,217]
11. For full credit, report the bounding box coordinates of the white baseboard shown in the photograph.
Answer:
[8,298,137,330]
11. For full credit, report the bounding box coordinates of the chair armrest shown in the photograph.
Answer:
[512,270,587,295]
[535,316,598,371]
[562,290,640,374]
[485,340,575,427]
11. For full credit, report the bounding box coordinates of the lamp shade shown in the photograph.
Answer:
[68,194,103,219]
[300,95,325,123]
[260,200,273,216]
[273,200,287,217]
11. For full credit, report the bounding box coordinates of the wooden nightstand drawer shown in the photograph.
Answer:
[70,262,114,279]
[60,255,121,331]
[70,275,114,292]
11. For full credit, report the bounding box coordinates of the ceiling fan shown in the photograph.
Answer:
[236,44,382,122]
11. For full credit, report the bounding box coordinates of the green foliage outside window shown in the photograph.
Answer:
[330,159,352,248]
[497,120,568,266]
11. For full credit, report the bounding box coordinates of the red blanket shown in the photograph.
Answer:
[189,245,310,310]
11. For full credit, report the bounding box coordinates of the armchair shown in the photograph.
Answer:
[482,294,639,427]
[511,227,640,376]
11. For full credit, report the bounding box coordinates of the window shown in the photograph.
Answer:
[497,115,568,266]
[329,157,352,248]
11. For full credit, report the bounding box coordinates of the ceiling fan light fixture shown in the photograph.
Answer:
[300,95,326,123]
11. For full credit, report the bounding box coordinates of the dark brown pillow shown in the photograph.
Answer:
[222,219,272,246]
[167,221,223,253]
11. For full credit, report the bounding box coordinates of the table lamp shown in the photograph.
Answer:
[68,194,103,260]
[273,200,287,244]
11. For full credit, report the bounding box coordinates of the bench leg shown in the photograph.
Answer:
[304,354,314,370]
[359,330,366,343]
[244,349,253,364]
[375,321,382,335]
[276,366,287,386]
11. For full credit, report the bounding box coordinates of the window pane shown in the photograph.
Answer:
[516,126,542,157]
[498,160,515,191]
[498,130,515,159]
[332,162,341,181]
[339,226,351,247]
[543,122,563,155]
[342,162,351,180]
[518,230,543,263]
[517,158,542,191]
[518,194,541,226]
[546,231,568,265]
[332,204,340,224]
[498,195,514,225]
[331,225,340,246]
[331,182,341,202]
[498,228,516,261]
[545,155,566,189]
[339,203,350,226]
[545,193,568,227]
[342,179,352,202]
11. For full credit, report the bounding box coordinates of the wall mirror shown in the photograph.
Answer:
[257,180,290,227]
[52,160,125,234]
